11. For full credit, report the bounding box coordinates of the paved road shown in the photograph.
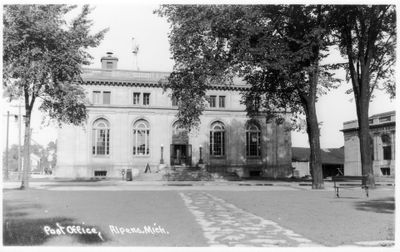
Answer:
[3,185,395,247]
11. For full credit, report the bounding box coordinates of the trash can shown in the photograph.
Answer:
[126,169,132,181]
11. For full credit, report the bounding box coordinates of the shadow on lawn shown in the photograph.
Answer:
[3,200,109,246]
[354,197,395,214]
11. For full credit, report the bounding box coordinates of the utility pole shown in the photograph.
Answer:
[3,108,22,181]
[9,103,23,180]
[18,103,22,179]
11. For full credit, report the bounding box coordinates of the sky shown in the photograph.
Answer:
[1,3,397,151]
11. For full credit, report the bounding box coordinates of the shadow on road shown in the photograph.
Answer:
[354,197,395,214]
[3,200,109,246]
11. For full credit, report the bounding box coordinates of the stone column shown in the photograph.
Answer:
[391,130,395,161]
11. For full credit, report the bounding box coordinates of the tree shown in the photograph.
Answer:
[3,5,107,189]
[157,5,338,189]
[2,144,21,173]
[333,5,396,186]
[47,141,57,172]
[2,143,51,173]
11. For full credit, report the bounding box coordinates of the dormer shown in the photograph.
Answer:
[101,52,118,70]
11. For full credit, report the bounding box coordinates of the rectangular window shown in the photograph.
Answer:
[133,129,150,155]
[209,96,216,108]
[94,171,107,176]
[103,91,111,105]
[210,131,225,156]
[93,91,101,104]
[379,116,391,123]
[246,132,261,157]
[383,146,392,160]
[172,96,178,106]
[252,97,260,111]
[106,62,113,69]
[93,91,111,105]
[93,128,110,155]
[219,96,225,108]
[133,92,140,105]
[143,93,150,106]
[381,167,390,176]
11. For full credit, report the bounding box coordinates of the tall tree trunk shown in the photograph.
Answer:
[355,86,375,187]
[303,95,324,189]
[20,108,32,190]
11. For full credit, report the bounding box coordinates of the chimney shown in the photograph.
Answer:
[101,52,118,70]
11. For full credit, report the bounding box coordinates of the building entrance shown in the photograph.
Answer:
[170,144,192,166]
[171,122,192,166]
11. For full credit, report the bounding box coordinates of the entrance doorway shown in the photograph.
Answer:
[171,144,192,166]
[171,122,192,166]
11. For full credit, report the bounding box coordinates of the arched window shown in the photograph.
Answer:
[133,120,150,155]
[92,119,110,155]
[210,121,225,156]
[246,123,261,157]
[382,134,392,160]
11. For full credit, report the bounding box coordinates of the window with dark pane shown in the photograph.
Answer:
[133,120,150,156]
[382,134,392,160]
[210,122,225,156]
[209,96,216,108]
[143,93,150,105]
[133,92,140,104]
[92,119,110,156]
[246,124,261,157]
[219,96,225,108]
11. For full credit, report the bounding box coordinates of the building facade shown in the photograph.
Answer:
[291,147,344,178]
[342,111,395,177]
[55,53,292,179]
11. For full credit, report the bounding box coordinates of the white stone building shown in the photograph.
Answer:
[55,53,292,179]
[342,111,395,177]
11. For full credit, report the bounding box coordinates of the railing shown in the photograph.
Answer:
[82,68,170,82]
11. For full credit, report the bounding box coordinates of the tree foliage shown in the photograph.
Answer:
[158,5,340,125]
[2,141,56,174]
[157,5,339,188]
[3,5,107,188]
[334,5,396,100]
[332,5,396,186]
[3,5,107,125]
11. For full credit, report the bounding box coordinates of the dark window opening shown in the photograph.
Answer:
[133,92,140,104]
[219,96,225,108]
[379,116,391,122]
[209,96,216,108]
[382,134,392,160]
[94,171,107,176]
[381,167,390,176]
[143,93,150,105]
[383,146,392,160]
[172,96,178,106]
[249,171,261,177]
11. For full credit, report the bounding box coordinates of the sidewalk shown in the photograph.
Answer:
[3,178,395,191]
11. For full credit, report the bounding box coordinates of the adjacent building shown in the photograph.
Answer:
[342,111,395,177]
[291,147,344,178]
[55,53,292,179]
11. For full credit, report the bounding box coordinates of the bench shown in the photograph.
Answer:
[332,176,369,198]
